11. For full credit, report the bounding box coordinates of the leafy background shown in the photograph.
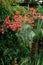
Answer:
[0,0,43,65]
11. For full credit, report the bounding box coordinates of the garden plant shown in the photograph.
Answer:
[0,0,43,65]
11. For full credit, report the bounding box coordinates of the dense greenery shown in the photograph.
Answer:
[0,1,43,65]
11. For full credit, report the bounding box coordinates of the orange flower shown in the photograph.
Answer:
[30,8,36,12]
[30,8,36,15]
[29,7,41,20]
[23,14,35,27]
[28,17,34,24]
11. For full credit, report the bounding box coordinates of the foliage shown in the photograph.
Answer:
[0,3,10,26]
[0,1,43,65]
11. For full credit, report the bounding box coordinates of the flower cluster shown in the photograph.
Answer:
[23,14,34,27]
[4,11,23,31]
[0,8,43,34]
[29,7,43,20]
[23,8,43,27]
